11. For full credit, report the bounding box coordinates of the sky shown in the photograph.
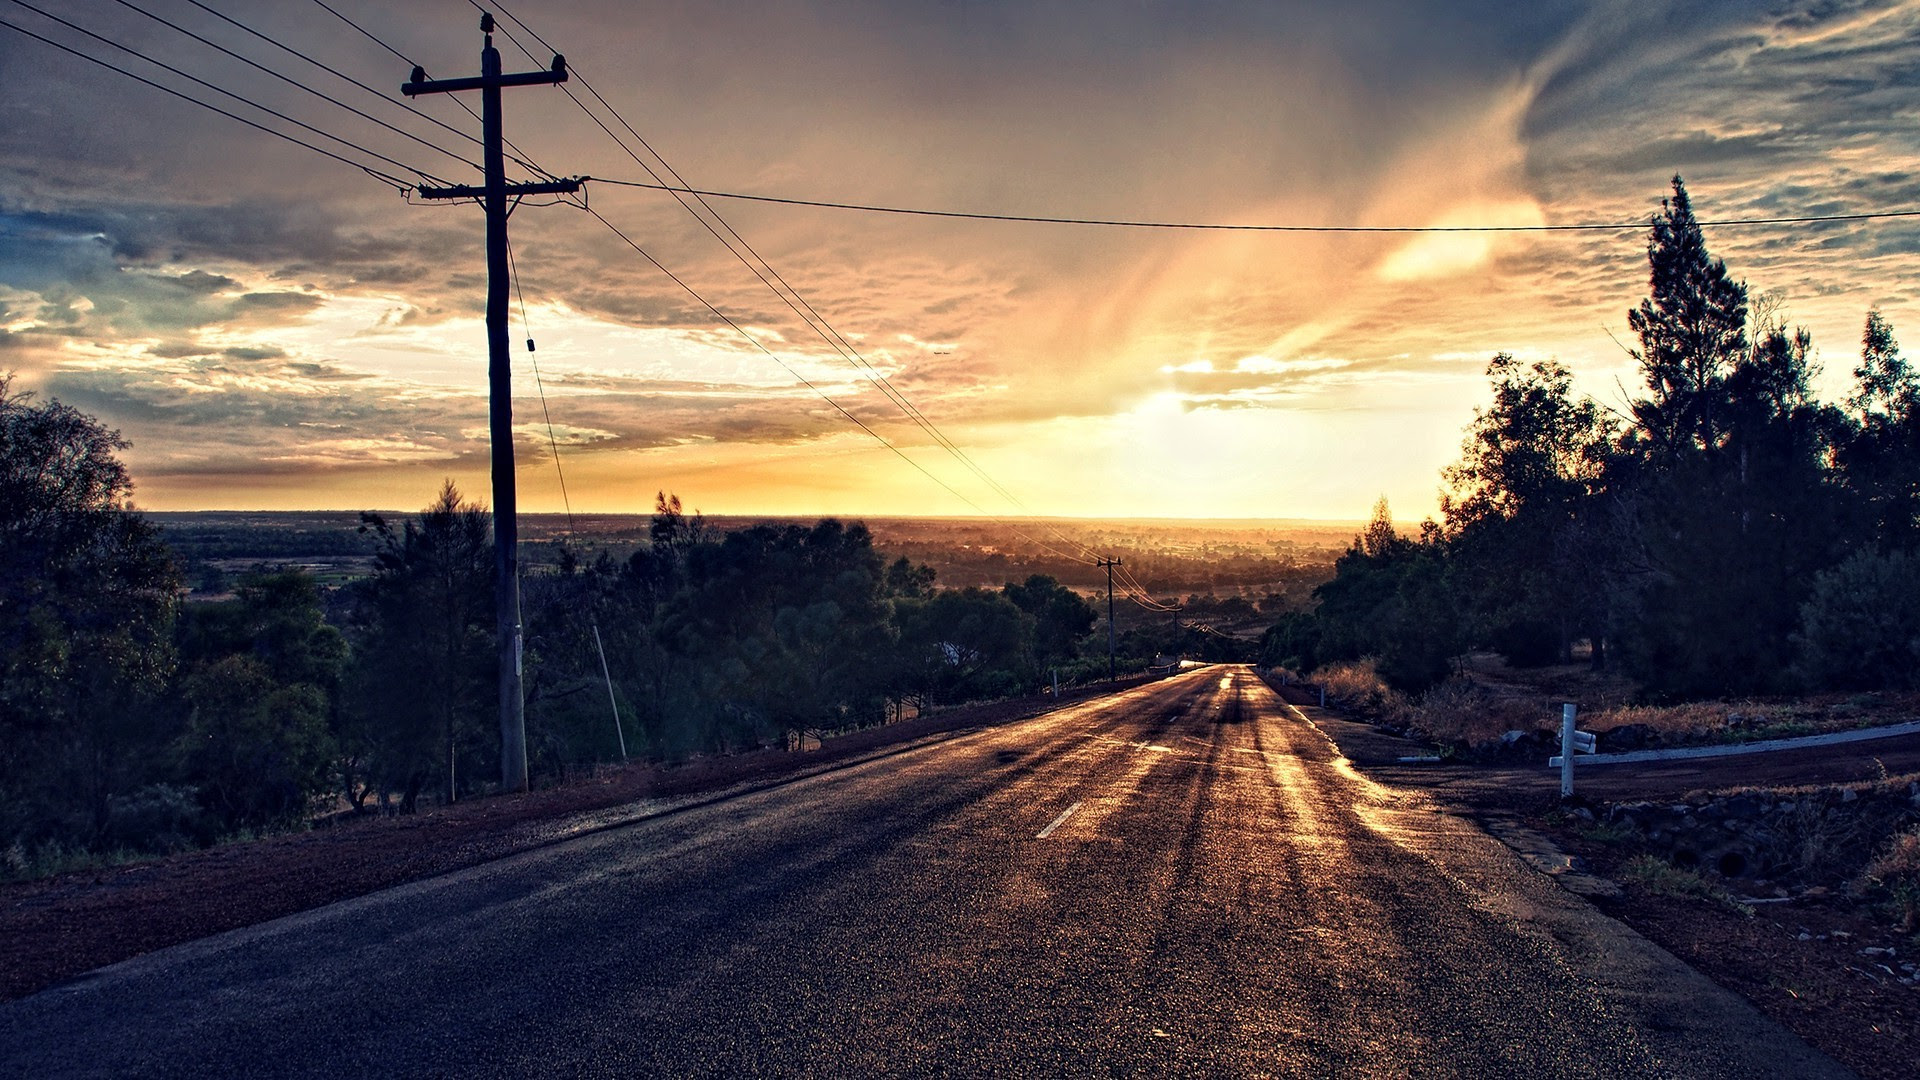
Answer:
[3,0,1919,520]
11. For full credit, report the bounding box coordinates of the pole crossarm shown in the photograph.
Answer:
[417,178,580,199]
[402,63,567,96]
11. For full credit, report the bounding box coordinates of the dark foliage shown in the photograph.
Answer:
[1271,176,1920,702]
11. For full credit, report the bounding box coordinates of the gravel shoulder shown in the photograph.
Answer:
[1277,683,1920,1080]
[0,675,1166,1004]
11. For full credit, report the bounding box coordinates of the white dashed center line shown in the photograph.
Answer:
[1036,801,1082,839]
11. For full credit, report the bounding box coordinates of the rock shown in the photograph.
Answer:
[1841,787,1859,803]
[1601,724,1658,752]
[1862,946,1895,957]
[1798,932,1813,941]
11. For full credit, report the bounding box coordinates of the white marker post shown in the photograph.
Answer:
[1559,703,1577,798]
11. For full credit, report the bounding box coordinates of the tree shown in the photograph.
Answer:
[894,588,1030,706]
[1840,312,1920,549]
[1309,499,1460,691]
[1625,175,1749,460]
[1441,354,1614,664]
[1795,549,1920,691]
[347,481,493,810]
[1002,574,1097,674]
[174,656,334,826]
[0,376,180,849]
[175,567,352,812]
[1610,193,1846,697]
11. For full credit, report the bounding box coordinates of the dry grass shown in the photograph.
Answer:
[1314,660,1405,716]
[1858,827,1920,931]
[1400,679,1547,746]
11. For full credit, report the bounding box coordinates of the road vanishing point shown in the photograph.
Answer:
[0,666,1850,1078]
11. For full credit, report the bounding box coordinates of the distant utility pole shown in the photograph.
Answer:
[406,13,580,794]
[1098,557,1121,681]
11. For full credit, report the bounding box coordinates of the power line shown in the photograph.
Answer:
[177,0,485,152]
[585,176,1920,233]
[304,0,560,184]
[481,1,1090,563]
[5,0,452,186]
[575,203,1000,517]
[506,232,575,533]
[103,0,481,173]
[0,12,419,190]
[576,202,1106,566]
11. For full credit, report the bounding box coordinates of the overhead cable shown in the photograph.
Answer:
[0,13,419,191]
[103,0,481,173]
[585,176,1920,233]
[177,0,486,152]
[304,0,561,183]
[481,1,1097,564]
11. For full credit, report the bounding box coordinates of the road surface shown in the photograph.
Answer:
[0,666,1849,1077]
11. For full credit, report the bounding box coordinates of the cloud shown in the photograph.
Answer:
[2,0,1917,516]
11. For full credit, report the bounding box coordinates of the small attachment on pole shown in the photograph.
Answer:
[552,54,566,77]
[480,12,495,33]
[409,65,426,87]
[526,337,536,352]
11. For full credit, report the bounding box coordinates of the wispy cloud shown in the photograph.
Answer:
[1,0,1916,516]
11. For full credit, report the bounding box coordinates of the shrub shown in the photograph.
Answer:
[1402,678,1543,746]
[103,783,208,853]
[1795,549,1920,690]
[1620,854,1752,914]
[1858,826,1920,931]
[1490,619,1559,668]
[1313,659,1403,716]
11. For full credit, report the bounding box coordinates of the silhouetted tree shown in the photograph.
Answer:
[348,481,493,810]
[0,376,179,850]
[1002,574,1098,675]
[1625,175,1748,460]
[1840,311,1920,549]
[1441,354,1614,664]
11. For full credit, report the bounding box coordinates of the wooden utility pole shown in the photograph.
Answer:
[1098,557,1121,681]
[406,13,579,794]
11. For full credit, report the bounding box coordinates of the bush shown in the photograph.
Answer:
[1795,550,1920,690]
[103,783,208,852]
[1401,679,1544,746]
[1313,659,1405,717]
[1858,826,1920,931]
[1490,619,1559,668]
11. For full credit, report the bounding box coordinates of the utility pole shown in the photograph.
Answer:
[1098,557,1121,681]
[406,13,579,794]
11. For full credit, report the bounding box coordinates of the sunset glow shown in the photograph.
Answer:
[5,1,1919,519]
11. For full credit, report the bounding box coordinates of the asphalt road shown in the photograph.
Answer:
[0,666,1851,1078]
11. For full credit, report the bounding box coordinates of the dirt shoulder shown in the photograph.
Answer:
[0,675,1165,1004]
[1272,683,1920,1080]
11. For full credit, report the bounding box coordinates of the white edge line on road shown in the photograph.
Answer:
[1036,801,1082,839]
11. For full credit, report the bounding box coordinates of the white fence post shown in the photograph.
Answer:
[1559,702,1577,798]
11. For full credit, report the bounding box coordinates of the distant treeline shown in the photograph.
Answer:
[1264,177,1920,702]
[2,384,1244,869]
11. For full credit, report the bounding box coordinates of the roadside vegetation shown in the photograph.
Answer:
[1264,175,1920,740]
[4,376,1244,876]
